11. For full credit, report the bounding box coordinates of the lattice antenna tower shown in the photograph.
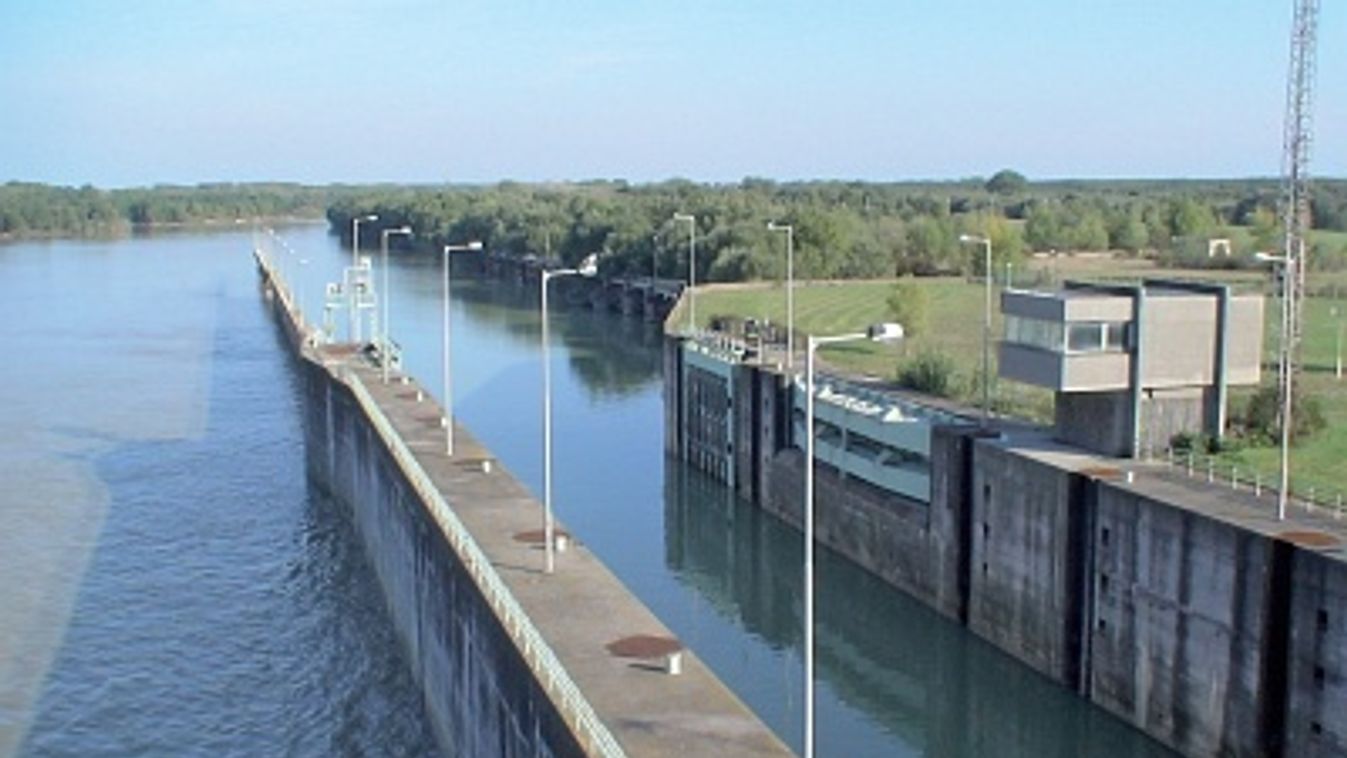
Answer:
[1280,0,1319,375]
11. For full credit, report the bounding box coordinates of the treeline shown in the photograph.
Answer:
[329,172,1347,283]
[0,182,347,237]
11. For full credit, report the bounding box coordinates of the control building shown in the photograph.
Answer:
[998,279,1264,457]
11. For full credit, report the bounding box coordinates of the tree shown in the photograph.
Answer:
[886,278,930,339]
[985,169,1028,195]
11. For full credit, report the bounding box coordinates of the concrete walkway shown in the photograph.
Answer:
[348,361,793,757]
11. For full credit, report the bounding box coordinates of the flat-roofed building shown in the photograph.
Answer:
[999,279,1263,457]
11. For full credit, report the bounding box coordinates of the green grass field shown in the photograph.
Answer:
[691,260,1347,500]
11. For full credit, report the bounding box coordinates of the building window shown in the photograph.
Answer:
[1006,316,1129,354]
[1065,321,1129,354]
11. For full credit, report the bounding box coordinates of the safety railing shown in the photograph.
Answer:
[1156,446,1346,521]
[345,373,627,758]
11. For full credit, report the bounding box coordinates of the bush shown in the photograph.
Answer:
[1240,385,1326,444]
[898,350,958,398]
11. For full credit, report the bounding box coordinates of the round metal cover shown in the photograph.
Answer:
[606,634,683,658]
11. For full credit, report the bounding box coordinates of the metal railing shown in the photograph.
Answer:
[1156,446,1345,521]
[345,373,627,758]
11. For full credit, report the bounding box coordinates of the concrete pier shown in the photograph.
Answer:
[257,250,791,757]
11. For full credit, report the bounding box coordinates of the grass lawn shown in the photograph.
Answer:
[690,260,1347,501]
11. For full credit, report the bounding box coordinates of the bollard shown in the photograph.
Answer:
[1125,470,1135,484]
[1231,466,1238,490]
[555,534,570,553]
[665,651,683,676]
[440,416,448,429]
[1254,473,1262,497]
[1206,459,1214,483]
[1308,487,1316,511]
[1186,452,1194,477]
[416,390,424,402]
[481,459,493,474]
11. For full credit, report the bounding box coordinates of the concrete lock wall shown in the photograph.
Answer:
[664,330,1347,757]
[1090,482,1275,757]
[292,328,586,758]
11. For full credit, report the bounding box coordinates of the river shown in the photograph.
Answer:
[1,225,1172,757]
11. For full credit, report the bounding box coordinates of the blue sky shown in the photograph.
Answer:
[0,0,1342,186]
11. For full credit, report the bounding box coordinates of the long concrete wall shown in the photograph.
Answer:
[259,255,792,758]
[666,328,1347,758]
[299,353,585,756]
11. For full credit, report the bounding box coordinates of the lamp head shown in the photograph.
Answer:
[866,322,905,342]
[577,253,600,277]
[959,234,987,244]
[397,225,413,234]
[362,214,379,222]
[466,240,483,251]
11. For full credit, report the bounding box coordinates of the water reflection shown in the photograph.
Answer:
[664,460,1172,758]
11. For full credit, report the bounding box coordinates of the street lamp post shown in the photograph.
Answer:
[1333,304,1343,380]
[768,221,796,369]
[803,322,904,758]
[541,253,599,575]
[351,214,379,342]
[1257,251,1296,520]
[960,234,994,428]
[380,226,414,383]
[298,257,309,326]
[674,213,696,332]
[442,241,484,456]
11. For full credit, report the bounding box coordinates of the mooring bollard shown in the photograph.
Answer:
[665,651,683,676]
[1186,452,1194,477]
[1255,473,1262,497]
[1206,459,1214,483]
[416,389,424,402]
[1231,465,1238,490]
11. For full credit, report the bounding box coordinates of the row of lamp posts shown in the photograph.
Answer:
[345,212,1001,758]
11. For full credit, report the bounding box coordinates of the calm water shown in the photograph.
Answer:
[1,226,1173,757]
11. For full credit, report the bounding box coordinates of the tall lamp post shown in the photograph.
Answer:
[442,241,484,456]
[673,213,696,332]
[1332,304,1343,380]
[351,213,379,342]
[1257,251,1296,520]
[768,221,796,369]
[380,225,414,383]
[959,234,994,428]
[803,322,904,758]
[541,253,599,575]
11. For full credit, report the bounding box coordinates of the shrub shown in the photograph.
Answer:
[1240,385,1327,444]
[898,350,958,398]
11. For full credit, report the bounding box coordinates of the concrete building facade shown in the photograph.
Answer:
[999,280,1264,457]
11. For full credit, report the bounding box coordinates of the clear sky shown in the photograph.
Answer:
[0,0,1342,186]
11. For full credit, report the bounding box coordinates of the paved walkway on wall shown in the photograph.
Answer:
[344,360,793,757]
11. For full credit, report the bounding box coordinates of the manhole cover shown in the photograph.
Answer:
[1080,466,1124,480]
[1277,530,1341,549]
[513,529,571,544]
[606,634,683,658]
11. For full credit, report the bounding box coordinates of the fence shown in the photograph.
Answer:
[1156,446,1345,521]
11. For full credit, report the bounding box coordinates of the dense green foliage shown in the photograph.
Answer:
[329,177,1347,284]
[0,182,345,236]
[897,349,958,398]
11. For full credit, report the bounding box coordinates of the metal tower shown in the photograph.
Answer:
[1280,0,1319,372]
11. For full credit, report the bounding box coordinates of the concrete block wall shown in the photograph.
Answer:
[763,448,942,608]
[967,444,1083,685]
[1286,550,1347,756]
[1090,483,1275,757]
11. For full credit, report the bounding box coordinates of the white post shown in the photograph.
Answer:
[675,213,696,331]
[769,221,796,369]
[804,335,817,758]
[381,227,412,383]
[542,270,556,575]
[443,245,454,456]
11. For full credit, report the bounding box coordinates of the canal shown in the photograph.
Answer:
[2,226,1172,756]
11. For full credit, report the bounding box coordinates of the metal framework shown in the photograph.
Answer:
[1280,0,1318,374]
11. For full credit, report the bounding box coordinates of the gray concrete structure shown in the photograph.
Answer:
[259,251,791,758]
[999,281,1263,457]
[665,288,1346,757]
